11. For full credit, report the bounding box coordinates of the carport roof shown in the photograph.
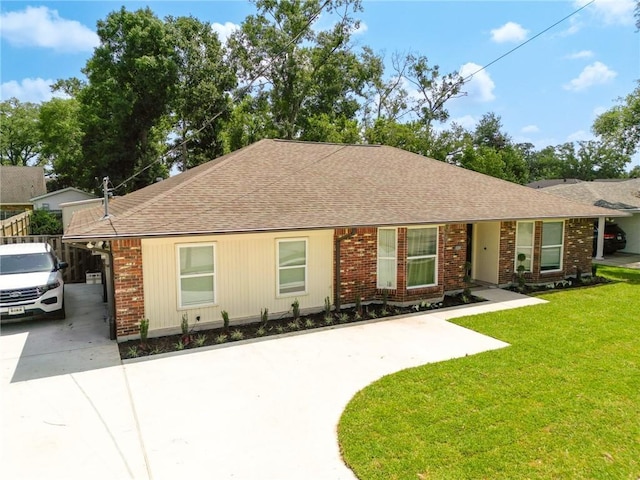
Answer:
[543,178,640,212]
[63,139,626,240]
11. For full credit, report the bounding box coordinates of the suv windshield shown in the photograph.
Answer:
[0,252,55,275]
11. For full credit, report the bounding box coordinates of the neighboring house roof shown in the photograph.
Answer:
[64,139,626,240]
[527,178,583,189]
[0,166,46,205]
[30,187,97,202]
[543,178,640,213]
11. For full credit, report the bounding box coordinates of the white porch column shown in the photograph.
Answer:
[595,216,605,260]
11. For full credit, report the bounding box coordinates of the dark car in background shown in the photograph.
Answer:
[593,222,627,255]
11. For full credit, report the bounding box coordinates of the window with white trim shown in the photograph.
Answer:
[377,228,397,289]
[515,222,534,272]
[407,227,438,288]
[277,238,307,296]
[177,243,215,307]
[541,221,564,271]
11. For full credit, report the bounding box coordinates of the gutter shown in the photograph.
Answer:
[334,228,357,312]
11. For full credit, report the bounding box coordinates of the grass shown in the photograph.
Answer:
[338,266,640,480]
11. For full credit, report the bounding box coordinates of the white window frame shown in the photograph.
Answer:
[541,220,564,272]
[515,221,535,273]
[377,228,397,289]
[276,238,308,297]
[406,226,438,289]
[176,242,216,309]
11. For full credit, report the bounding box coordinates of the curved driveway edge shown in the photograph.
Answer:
[123,309,513,479]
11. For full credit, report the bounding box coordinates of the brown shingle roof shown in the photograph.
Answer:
[543,178,640,211]
[0,166,46,205]
[63,139,626,240]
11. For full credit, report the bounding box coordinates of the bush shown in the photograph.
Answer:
[29,210,62,235]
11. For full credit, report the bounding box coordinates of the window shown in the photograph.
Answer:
[177,243,215,307]
[377,228,397,289]
[277,239,307,295]
[515,222,534,272]
[541,221,564,271]
[407,227,438,288]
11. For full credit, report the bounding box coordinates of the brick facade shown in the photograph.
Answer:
[334,224,469,307]
[336,220,593,307]
[503,219,593,285]
[111,238,145,338]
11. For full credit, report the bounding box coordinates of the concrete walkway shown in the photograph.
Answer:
[594,252,640,269]
[1,287,545,480]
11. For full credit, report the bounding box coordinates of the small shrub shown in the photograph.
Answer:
[214,334,228,344]
[592,263,598,277]
[174,339,185,350]
[287,320,301,330]
[221,310,230,331]
[516,253,527,292]
[354,312,362,321]
[355,296,362,316]
[255,326,266,337]
[304,318,315,328]
[261,308,269,326]
[382,290,388,309]
[324,296,332,316]
[380,308,389,317]
[126,346,139,358]
[181,313,189,335]
[368,310,378,319]
[338,313,349,323]
[275,325,286,334]
[230,329,244,341]
[149,346,164,355]
[139,318,149,344]
[194,334,207,347]
[291,299,300,320]
[323,314,334,325]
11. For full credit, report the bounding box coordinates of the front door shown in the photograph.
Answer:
[473,222,500,284]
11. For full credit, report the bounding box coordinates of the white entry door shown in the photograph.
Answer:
[473,222,500,284]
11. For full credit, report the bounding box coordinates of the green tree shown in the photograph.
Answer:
[593,81,640,156]
[29,210,63,235]
[0,98,41,166]
[78,7,177,193]
[165,16,237,170]
[228,0,367,142]
[39,97,83,189]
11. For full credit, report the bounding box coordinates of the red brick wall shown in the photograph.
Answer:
[498,221,517,285]
[335,225,469,306]
[507,219,593,285]
[111,238,145,338]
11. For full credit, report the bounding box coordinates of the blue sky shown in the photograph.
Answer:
[1,0,638,161]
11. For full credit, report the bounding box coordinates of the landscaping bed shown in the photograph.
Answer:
[505,273,611,295]
[118,292,485,360]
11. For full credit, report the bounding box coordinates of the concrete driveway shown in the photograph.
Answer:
[1,287,543,480]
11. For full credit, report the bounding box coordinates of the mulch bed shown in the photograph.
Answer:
[118,292,485,360]
[506,275,612,295]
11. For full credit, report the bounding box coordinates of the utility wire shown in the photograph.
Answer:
[112,0,333,193]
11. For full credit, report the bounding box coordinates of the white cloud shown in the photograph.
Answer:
[352,21,368,35]
[592,105,608,116]
[0,77,66,102]
[521,125,540,133]
[574,0,634,26]
[212,22,239,43]
[563,61,617,91]
[567,129,593,142]
[490,22,528,43]
[565,50,594,59]
[0,6,99,53]
[459,63,496,102]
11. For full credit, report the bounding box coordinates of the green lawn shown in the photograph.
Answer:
[338,266,640,480]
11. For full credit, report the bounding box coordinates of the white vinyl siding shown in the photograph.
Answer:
[277,238,307,296]
[407,227,437,288]
[177,243,216,308]
[515,222,534,272]
[377,228,397,289]
[541,221,564,271]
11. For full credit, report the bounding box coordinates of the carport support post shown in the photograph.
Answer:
[595,216,605,260]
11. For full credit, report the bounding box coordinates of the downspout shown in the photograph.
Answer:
[335,228,357,312]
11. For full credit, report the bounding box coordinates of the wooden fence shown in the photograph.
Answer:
[0,211,31,237]
[0,235,101,284]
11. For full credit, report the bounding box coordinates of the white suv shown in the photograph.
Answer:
[0,243,67,321]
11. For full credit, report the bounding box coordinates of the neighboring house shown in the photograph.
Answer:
[527,178,583,189]
[63,140,624,340]
[543,178,640,254]
[30,187,97,213]
[0,166,46,218]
